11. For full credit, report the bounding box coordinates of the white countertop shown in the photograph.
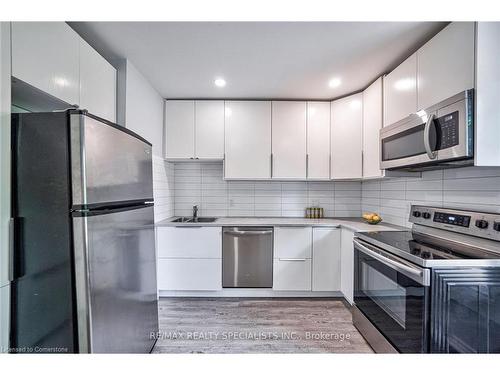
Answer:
[155,216,405,233]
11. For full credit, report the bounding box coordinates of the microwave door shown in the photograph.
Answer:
[380,112,438,170]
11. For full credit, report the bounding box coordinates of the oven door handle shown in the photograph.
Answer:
[353,239,430,286]
[423,113,437,160]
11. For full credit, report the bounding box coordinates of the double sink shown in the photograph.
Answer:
[171,216,218,223]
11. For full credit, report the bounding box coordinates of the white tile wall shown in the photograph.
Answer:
[153,155,174,222]
[173,162,362,218]
[362,166,500,227]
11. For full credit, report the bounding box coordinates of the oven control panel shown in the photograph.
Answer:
[410,205,500,241]
[433,212,471,227]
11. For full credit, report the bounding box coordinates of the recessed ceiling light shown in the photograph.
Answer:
[328,78,341,88]
[214,78,226,87]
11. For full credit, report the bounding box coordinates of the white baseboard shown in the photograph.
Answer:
[159,289,343,298]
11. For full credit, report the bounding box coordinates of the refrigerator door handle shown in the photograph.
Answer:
[10,217,25,280]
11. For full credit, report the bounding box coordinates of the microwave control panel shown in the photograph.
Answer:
[436,111,459,149]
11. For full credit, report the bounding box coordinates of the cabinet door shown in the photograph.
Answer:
[158,258,222,291]
[79,39,117,122]
[12,22,80,105]
[340,229,354,304]
[273,259,312,291]
[331,93,363,179]
[195,100,224,159]
[383,53,417,126]
[165,100,195,159]
[307,102,331,179]
[224,101,271,179]
[157,226,222,258]
[312,228,341,291]
[362,77,383,179]
[417,22,475,110]
[274,227,312,259]
[271,101,306,179]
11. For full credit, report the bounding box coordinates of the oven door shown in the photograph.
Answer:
[353,238,430,353]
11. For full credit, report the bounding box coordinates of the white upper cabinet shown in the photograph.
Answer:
[417,22,475,110]
[307,102,331,179]
[195,100,225,159]
[165,100,195,159]
[12,22,80,105]
[383,53,417,126]
[330,93,363,179]
[362,77,384,179]
[271,101,307,179]
[224,101,272,179]
[79,39,117,122]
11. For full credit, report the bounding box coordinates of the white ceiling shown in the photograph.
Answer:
[69,22,446,99]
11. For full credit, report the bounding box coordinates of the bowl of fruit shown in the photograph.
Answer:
[362,212,382,225]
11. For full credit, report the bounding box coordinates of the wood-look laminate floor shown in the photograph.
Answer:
[152,298,373,354]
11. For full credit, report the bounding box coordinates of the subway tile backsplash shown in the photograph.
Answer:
[152,155,174,222]
[171,162,362,218]
[362,166,500,228]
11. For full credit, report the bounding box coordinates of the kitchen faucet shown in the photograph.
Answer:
[192,205,199,220]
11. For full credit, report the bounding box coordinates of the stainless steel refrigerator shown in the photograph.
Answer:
[10,109,158,353]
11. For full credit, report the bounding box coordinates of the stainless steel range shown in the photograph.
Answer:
[352,205,500,354]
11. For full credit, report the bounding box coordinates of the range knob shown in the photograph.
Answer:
[422,212,431,219]
[413,211,421,218]
[475,219,489,229]
[493,222,500,232]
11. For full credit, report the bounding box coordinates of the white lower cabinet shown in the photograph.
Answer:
[274,227,312,259]
[340,229,355,304]
[312,228,341,291]
[157,226,222,291]
[158,259,221,291]
[273,259,312,291]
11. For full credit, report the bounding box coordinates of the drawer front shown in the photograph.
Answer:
[157,258,222,291]
[274,227,312,259]
[157,226,222,258]
[273,259,312,291]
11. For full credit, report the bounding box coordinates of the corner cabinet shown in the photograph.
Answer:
[79,39,117,122]
[224,101,272,179]
[12,22,80,106]
[307,102,331,179]
[330,93,363,179]
[340,229,355,304]
[271,101,307,179]
[362,77,383,178]
[383,53,417,127]
[417,22,475,111]
[312,228,341,291]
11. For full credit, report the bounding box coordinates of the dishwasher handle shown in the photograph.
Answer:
[224,229,273,236]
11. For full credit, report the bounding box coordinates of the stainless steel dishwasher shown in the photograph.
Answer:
[222,227,273,288]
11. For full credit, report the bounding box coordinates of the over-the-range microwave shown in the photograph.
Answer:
[380,89,474,171]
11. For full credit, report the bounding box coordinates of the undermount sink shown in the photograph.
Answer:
[171,217,217,223]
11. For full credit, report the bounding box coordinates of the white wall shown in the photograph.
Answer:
[0,22,11,353]
[173,162,362,218]
[118,60,164,157]
[362,166,500,227]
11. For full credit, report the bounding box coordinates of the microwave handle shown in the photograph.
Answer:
[353,238,430,286]
[423,113,437,160]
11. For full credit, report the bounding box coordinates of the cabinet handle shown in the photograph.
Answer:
[270,153,274,177]
[306,154,309,178]
[279,258,307,261]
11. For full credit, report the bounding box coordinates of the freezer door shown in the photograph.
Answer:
[70,113,153,207]
[73,205,158,353]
